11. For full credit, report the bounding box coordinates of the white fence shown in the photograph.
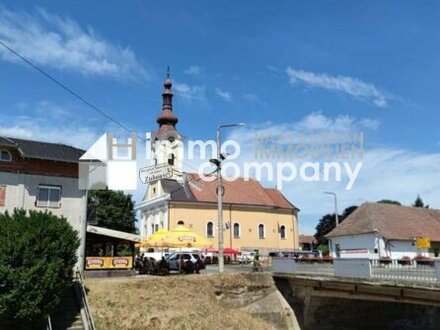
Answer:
[272,258,440,283]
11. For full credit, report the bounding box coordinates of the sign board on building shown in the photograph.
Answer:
[139,163,173,184]
[85,256,133,270]
[340,248,368,254]
[416,237,431,249]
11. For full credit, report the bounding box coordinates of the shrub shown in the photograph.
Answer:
[317,244,329,255]
[0,209,80,328]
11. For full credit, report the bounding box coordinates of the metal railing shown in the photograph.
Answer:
[370,259,437,282]
[272,257,440,283]
[75,268,96,330]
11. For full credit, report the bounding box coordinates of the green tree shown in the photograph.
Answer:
[314,205,358,245]
[412,195,429,208]
[87,189,137,233]
[377,199,401,205]
[0,209,80,328]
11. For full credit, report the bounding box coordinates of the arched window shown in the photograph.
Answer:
[280,225,286,239]
[206,221,214,237]
[168,153,175,166]
[177,220,185,225]
[258,224,265,239]
[233,223,240,238]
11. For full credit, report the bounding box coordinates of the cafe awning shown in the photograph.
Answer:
[87,225,141,242]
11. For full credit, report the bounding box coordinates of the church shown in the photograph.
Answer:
[137,75,300,253]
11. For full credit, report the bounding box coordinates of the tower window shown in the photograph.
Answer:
[168,153,175,166]
[177,220,185,225]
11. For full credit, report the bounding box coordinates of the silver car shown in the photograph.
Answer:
[166,252,199,270]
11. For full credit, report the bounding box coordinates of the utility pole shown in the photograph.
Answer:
[323,191,339,226]
[211,123,244,273]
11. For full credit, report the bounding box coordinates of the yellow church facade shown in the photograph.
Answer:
[168,202,298,251]
[137,74,299,252]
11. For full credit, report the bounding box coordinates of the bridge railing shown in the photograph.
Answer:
[370,259,437,282]
[272,257,440,283]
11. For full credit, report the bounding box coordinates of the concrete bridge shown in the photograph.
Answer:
[271,258,440,330]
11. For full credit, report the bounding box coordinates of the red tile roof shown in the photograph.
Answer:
[326,203,440,241]
[299,235,317,244]
[175,173,297,209]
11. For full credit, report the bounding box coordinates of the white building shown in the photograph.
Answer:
[327,203,440,259]
[0,137,87,268]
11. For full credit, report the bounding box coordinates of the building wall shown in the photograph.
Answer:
[329,233,382,259]
[329,234,430,259]
[0,172,87,269]
[168,202,298,251]
[0,149,78,177]
[388,240,428,259]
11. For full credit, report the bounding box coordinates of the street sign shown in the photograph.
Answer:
[416,237,431,249]
[139,163,173,184]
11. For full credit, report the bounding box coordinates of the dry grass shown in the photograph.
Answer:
[85,273,277,330]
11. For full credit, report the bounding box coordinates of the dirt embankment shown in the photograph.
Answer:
[85,273,284,330]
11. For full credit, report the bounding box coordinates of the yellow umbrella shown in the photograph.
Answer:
[164,225,213,248]
[135,229,170,248]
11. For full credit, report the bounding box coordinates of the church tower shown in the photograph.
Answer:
[147,70,184,199]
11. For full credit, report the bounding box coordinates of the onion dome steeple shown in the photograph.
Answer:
[156,67,178,133]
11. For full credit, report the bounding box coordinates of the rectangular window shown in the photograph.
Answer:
[36,185,61,208]
[0,150,12,162]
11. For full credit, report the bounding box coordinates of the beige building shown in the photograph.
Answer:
[137,75,299,252]
[0,137,87,269]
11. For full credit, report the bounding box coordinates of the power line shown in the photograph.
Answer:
[0,40,204,175]
[0,40,139,140]
[0,41,256,200]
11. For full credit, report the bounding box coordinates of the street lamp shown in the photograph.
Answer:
[323,191,339,226]
[211,123,244,273]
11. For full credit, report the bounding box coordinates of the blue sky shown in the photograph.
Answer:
[1,1,440,234]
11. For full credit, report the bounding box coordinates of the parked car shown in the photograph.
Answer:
[166,252,200,271]
[237,251,256,263]
[143,252,171,261]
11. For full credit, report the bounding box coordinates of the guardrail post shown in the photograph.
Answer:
[334,258,371,279]
[435,261,440,281]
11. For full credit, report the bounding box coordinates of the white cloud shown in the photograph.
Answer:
[244,111,377,134]
[359,118,381,130]
[184,65,201,75]
[215,88,232,102]
[267,65,279,72]
[0,6,149,80]
[286,67,388,108]
[0,120,98,149]
[173,82,206,101]
[243,93,267,106]
[0,101,132,149]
